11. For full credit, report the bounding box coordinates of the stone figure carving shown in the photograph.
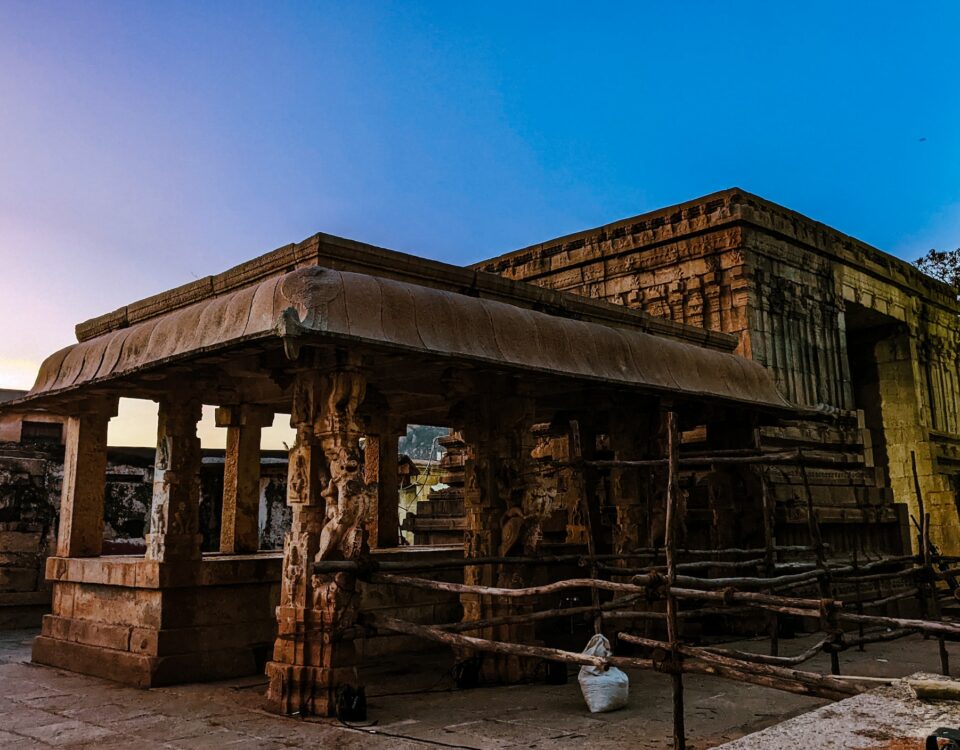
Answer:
[156,436,170,471]
[322,369,366,435]
[281,537,304,607]
[288,439,310,504]
[316,461,369,562]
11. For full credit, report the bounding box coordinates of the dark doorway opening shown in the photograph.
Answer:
[844,301,900,489]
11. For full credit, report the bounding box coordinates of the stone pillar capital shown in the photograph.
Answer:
[215,404,275,429]
[72,395,119,420]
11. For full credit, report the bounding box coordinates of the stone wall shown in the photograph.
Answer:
[477,188,960,553]
[0,443,291,628]
[0,444,60,627]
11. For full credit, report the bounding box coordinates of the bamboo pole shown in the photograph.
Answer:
[618,632,863,698]
[673,567,842,590]
[760,469,779,656]
[678,658,853,701]
[664,410,685,750]
[837,611,960,639]
[702,637,827,667]
[570,419,602,634]
[439,593,646,633]
[366,613,854,700]
[365,612,653,671]
[669,586,836,612]
[577,448,853,469]
[313,546,904,586]
[842,627,918,647]
[852,550,864,651]
[913,450,950,676]
[370,572,656,598]
[861,587,922,609]
[833,567,924,584]
[598,557,767,575]
[798,449,841,675]
[371,571,839,615]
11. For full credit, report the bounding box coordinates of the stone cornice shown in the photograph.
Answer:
[477,188,960,316]
[75,231,738,353]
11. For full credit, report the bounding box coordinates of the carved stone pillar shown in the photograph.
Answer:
[216,405,274,554]
[363,427,401,548]
[146,396,203,562]
[56,398,118,558]
[265,367,374,716]
[458,395,540,684]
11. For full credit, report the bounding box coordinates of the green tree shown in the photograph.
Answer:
[915,248,960,294]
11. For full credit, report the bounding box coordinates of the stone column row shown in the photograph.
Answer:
[55,390,406,568]
[55,395,276,562]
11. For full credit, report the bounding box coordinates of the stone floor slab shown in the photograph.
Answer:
[3,627,960,749]
[17,719,115,746]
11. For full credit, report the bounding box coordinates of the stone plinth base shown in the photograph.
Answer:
[264,662,360,715]
[32,553,281,688]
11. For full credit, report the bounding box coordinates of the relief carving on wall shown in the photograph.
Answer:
[281,534,306,607]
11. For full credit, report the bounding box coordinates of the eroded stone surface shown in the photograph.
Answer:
[478,188,960,554]
[4,628,960,749]
[716,673,960,749]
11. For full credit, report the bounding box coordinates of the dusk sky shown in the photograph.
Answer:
[1,1,958,446]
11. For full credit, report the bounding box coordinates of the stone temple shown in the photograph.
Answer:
[480,188,960,555]
[0,188,958,728]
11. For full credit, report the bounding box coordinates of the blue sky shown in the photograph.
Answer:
[1,1,958,442]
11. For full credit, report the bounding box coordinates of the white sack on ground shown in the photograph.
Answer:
[577,634,629,713]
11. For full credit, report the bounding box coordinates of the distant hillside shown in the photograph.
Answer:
[399,425,449,462]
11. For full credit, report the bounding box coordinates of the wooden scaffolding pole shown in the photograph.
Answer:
[759,469,779,656]
[798,449,841,675]
[913,450,950,676]
[570,419,603,634]
[665,410,685,750]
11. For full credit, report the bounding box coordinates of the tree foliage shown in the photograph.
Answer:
[915,248,960,294]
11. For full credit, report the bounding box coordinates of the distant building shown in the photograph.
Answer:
[0,389,64,444]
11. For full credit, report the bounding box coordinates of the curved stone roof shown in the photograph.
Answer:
[21,266,792,410]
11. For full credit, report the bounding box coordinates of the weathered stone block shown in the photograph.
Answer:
[0,530,42,553]
[0,567,38,591]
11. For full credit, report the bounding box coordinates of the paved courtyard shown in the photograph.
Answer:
[1,627,956,749]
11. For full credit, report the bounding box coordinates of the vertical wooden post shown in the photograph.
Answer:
[665,410,685,750]
[759,470,779,657]
[217,405,273,554]
[799,449,840,675]
[56,399,117,558]
[913,451,949,675]
[569,419,602,634]
[852,549,865,651]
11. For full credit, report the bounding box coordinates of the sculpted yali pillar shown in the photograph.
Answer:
[266,366,376,716]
